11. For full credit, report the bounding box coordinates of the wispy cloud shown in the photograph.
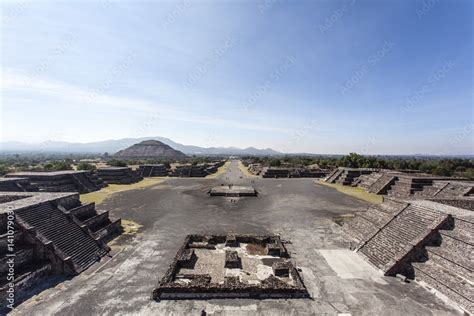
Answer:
[1,71,291,134]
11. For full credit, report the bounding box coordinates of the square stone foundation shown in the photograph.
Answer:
[153,234,309,300]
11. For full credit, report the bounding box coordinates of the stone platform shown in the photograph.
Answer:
[208,185,258,197]
[0,177,38,192]
[138,164,169,177]
[96,167,142,184]
[153,234,308,300]
[5,171,105,194]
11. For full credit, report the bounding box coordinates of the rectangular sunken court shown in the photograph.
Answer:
[208,185,258,197]
[153,234,308,300]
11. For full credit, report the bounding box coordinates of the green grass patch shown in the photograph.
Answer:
[80,177,166,205]
[318,180,383,204]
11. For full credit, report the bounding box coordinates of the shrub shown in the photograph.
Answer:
[107,159,127,167]
[77,162,96,171]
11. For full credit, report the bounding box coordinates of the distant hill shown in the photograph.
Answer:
[0,137,282,156]
[114,140,187,159]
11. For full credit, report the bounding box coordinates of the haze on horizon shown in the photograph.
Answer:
[1,0,472,155]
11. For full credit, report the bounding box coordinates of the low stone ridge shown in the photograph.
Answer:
[153,234,307,300]
[415,180,474,198]
[428,197,474,211]
[138,164,168,177]
[5,171,105,194]
[260,167,327,179]
[208,185,258,197]
[114,140,188,159]
[96,167,142,184]
[387,174,464,197]
[0,192,122,302]
[170,161,224,177]
[0,177,39,192]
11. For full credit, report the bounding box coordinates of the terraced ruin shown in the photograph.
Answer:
[0,178,38,192]
[138,164,168,177]
[96,167,142,184]
[0,191,121,305]
[344,198,473,313]
[170,162,225,177]
[5,171,106,193]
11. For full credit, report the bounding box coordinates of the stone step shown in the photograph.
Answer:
[413,260,473,306]
[15,202,106,273]
[427,235,474,271]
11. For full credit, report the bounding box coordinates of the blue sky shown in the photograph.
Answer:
[1,0,472,154]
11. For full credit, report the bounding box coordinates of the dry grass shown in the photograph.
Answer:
[333,214,355,226]
[317,180,383,204]
[80,177,166,205]
[120,219,143,235]
[237,160,259,178]
[206,161,231,179]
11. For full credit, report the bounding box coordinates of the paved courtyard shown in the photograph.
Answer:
[11,161,462,315]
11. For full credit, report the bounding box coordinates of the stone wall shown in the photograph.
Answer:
[5,171,104,194]
[96,167,142,184]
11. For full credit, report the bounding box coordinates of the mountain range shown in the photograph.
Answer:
[0,137,281,156]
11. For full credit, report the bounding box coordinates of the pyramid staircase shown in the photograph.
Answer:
[140,165,154,177]
[367,174,397,195]
[345,199,472,313]
[15,202,108,273]
[357,173,382,189]
[71,172,102,193]
[325,168,344,183]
